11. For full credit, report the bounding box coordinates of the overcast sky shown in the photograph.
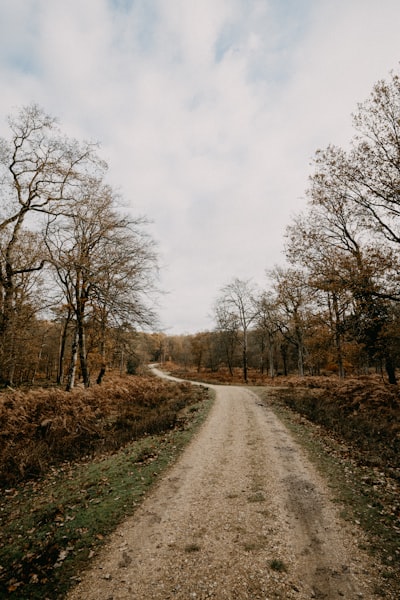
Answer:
[0,1,399,334]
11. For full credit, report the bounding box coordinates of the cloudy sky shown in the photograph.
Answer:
[0,1,399,333]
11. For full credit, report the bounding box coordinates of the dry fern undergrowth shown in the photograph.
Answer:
[0,373,208,486]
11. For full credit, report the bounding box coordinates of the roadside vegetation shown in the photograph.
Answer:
[0,373,213,599]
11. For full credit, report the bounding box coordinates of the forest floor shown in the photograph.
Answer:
[66,367,398,599]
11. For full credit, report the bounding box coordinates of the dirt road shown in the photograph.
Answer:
[67,373,377,599]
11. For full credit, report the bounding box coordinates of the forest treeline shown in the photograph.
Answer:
[162,70,400,385]
[2,69,400,389]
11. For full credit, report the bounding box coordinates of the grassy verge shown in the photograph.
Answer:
[252,386,400,599]
[0,390,214,599]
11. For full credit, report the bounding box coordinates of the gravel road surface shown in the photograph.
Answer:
[67,371,377,599]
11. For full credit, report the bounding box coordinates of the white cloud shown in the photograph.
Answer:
[0,0,399,333]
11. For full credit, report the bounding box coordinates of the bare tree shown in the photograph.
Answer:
[215,278,259,382]
[349,71,400,246]
[45,177,158,388]
[214,301,240,376]
[255,292,280,377]
[267,267,310,377]
[0,104,100,384]
[289,133,400,382]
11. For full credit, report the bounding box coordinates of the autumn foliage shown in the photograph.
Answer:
[0,374,207,486]
[276,376,400,470]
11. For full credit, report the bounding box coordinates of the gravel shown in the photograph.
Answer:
[67,376,379,599]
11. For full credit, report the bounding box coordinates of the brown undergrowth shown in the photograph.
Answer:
[163,363,400,471]
[274,376,400,471]
[0,372,207,487]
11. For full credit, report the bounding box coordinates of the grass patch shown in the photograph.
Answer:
[184,543,201,553]
[269,558,287,572]
[0,389,214,599]
[247,491,265,503]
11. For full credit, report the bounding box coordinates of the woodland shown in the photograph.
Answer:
[1,71,400,390]
[0,70,400,599]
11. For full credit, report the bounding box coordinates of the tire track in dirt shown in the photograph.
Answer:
[245,391,372,598]
[67,378,377,599]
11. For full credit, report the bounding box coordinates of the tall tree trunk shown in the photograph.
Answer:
[57,312,72,385]
[242,329,248,383]
[31,335,45,385]
[385,354,397,385]
[227,355,234,377]
[294,316,305,377]
[76,283,90,388]
[77,318,90,388]
[7,334,16,387]
[281,343,288,376]
[222,333,235,376]
[0,278,15,384]
[96,333,107,385]
[267,332,275,378]
[297,343,304,377]
[331,293,345,379]
[259,334,265,375]
[66,329,79,391]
